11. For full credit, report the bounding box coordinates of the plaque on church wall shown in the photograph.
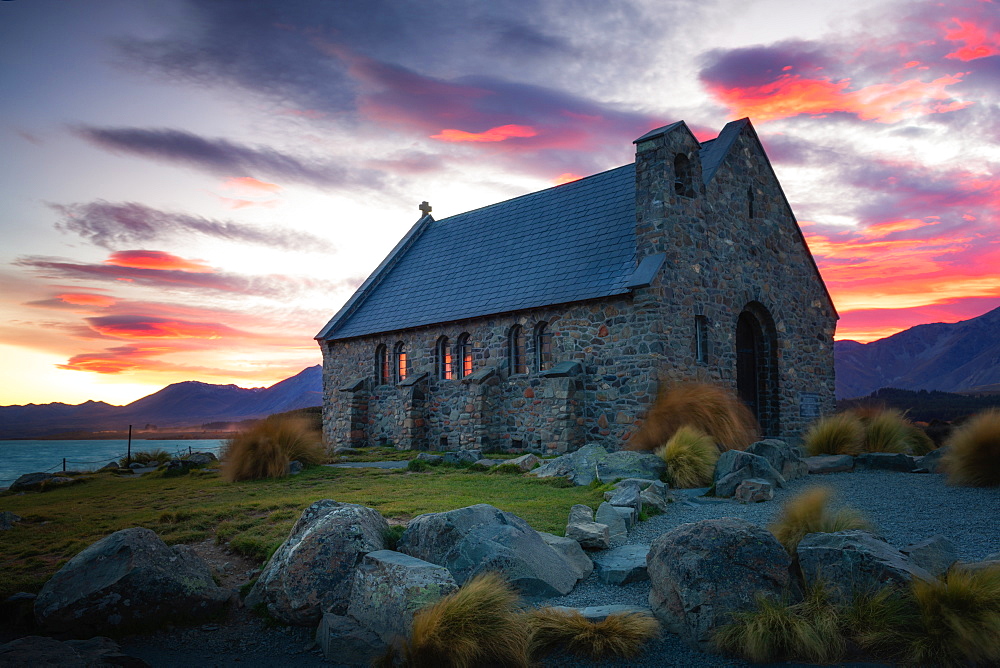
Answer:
[799,393,820,419]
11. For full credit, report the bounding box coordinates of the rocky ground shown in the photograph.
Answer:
[7,466,999,667]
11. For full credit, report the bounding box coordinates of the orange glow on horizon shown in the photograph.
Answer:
[57,293,116,307]
[708,73,971,123]
[90,319,230,340]
[431,124,538,143]
[104,251,216,273]
[944,18,1000,61]
[222,176,283,193]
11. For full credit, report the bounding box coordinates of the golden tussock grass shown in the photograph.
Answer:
[221,416,326,482]
[905,423,937,455]
[391,572,530,668]
[803,413,864,456]
[654,426,719,488]
[859,409,911,453]
[942,409,1000,487]
[714,584,845,664]
[768,486,872,554]
[630,382,758,452]
[527,608,659,660]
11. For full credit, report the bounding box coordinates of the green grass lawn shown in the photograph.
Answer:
[0,464,602,600]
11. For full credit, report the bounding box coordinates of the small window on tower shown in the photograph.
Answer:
[457,333,473,378]
[674,153,694,198]
[534,321,553,371]
[509,325,526,375]
[436,336,452,380]
[375,344,389,385]
[394,342,408,383]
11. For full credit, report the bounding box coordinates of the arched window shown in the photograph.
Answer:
[456,333,473,378]
[509,325,526,375]
[393,342,407,383]
[436,336,452,380]
[375,344,389,385]
[674,153,693,198]
[748,186,755,219]
[534,321,553,371]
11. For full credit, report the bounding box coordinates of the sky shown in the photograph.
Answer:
[1,0,998,407]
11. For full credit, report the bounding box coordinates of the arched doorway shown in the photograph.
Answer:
[736,303,780,437]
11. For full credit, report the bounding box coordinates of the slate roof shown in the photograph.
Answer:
[318,164,638,341]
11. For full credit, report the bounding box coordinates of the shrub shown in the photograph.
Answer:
[221,416,326,482]
[654,426,719,488]
[714,584,845,663]
[768,487,872,554]
[527,608,659,660]
[382,524,407,551]
[803,413,863,456]
[942,409,1000,486]
[906,564,1000,666]
[630,382,758,452]
[860,409,910,453]
[120,448,171,467]
[391,573,530,668]
[906,423,937,455]
[406,459,431,472]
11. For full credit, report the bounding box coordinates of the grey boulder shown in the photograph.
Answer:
[596,451,666,485]
[34,527,229,636]
[398,504,577,598]
[917,447,947,473]
[593,544,650,585]
[746,439,808,480]
[246,500,387,625]
[347,550,457,644]
[734,478,774,503]
[565,505,610,550]
[538,532,594,581]
[797,530,935,603]
[855,452,917,472]
[595,502,628,543]
[9,472,75,492]
[316,613,385,666]
[545,604,655,623]
[805,454,855,474]
[647,518,790,650]
[530,444,609,486]
[900,535,957,577]
[0,511,21,531]
[713,450,785,498]
[506,453,541,471]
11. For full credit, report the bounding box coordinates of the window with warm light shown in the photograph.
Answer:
[394,342,407,383]
[457,333,473,378]
[509,325,526,375]
[436,336,452,380]
[535,321,553,371]
[375,344,389,385]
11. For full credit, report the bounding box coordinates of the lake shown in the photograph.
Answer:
[0,439,226,488]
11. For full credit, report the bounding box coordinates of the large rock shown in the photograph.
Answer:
[647,518,790,649]
[530,444,609,485]
[506,453,541,471]
[607,485,642,514]
[347,550,457,644]
[538,532,594,581]
[746,439,808,481]
[546,604,654,623]
[797,530,935,603]
[316,613,385,666]
[917,447,947,473]
[734,478,774,503]
[595,502,628,543]
[245,500,387,625]
[443,449,482,465]
[713,450,785,498]
[596,451,666,485]
[398,504,577,598]
[34,527,229,636]
[639,481,674,513]
[0,636,149,667]
[9,472,76,492]
[900,535,957,577]
[855,453,917,472]
[593,545,650,585]
[805,454,854,474]
[565,505,610,550]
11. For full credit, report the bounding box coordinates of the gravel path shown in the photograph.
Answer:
[115,469,998,666]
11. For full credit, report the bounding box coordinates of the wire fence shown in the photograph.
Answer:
[0,444,223,485]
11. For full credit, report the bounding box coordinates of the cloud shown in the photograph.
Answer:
[57,293,117,307]
[51,200,335,252]
[431,124,539,143]
[75,126,383,190]
[222,177,283,195]
[15,254,345,299]
[944,17,1000,61]
[105,250,215,273]
[85,315,244,340]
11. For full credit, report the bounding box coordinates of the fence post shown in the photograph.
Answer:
[127,425,132,466]
[63,458,66,472]
[189,446,192,456]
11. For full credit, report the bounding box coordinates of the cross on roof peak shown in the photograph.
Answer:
[419,201,432,216]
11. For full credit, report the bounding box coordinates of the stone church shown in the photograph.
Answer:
[316,118,838,453]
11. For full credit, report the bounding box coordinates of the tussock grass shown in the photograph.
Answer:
[942,409,1000,486]
[860,409,911,453]
[714,584,845,663]
[768,487,872,554]
[840,585,917,658]
[906,423,937,455]
[803,413,863,456]
[631,382,758,452]
[654,426,719,488]
[907,564,1000,666]
[391,573,530,668]
[221,416,326,482]
[527,608,659,660]
[120,448,171,466]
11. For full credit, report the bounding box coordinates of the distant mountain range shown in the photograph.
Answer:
[835,306,1000,399]
[0,366,322,439]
